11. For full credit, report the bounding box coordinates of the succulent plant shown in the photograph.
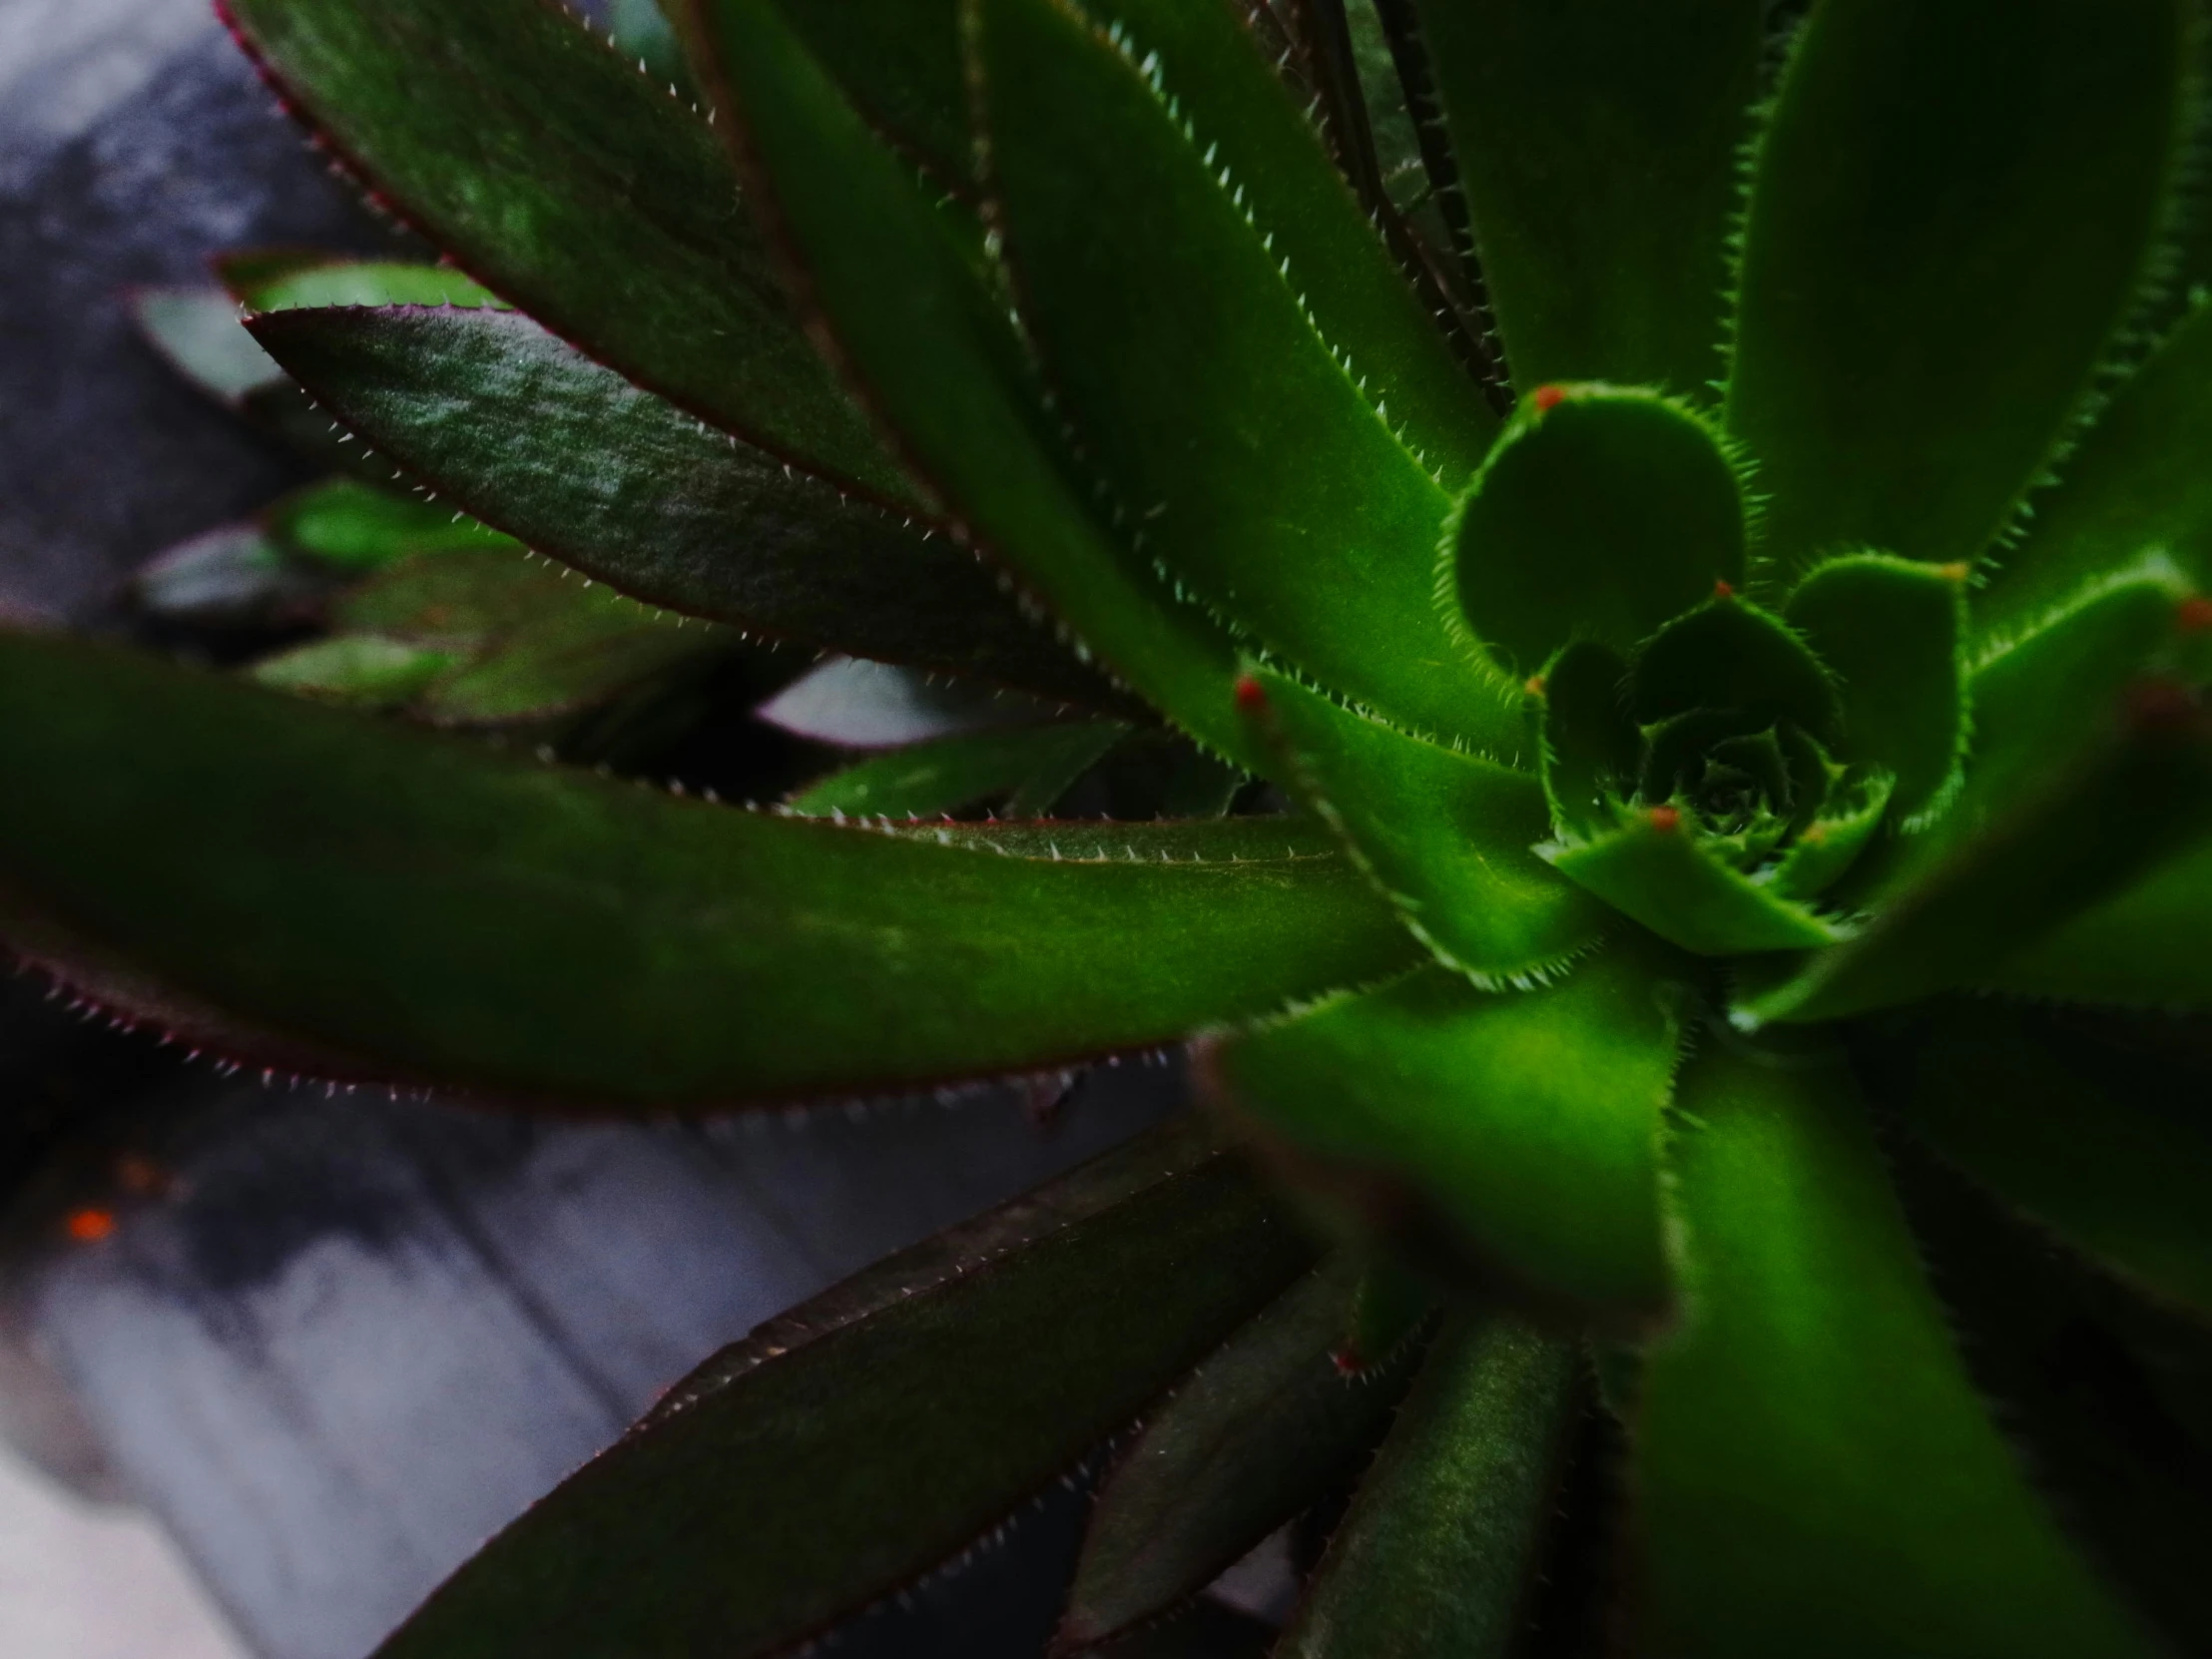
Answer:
[8,0,2212,1653]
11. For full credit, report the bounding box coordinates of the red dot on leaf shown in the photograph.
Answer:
[1331,1346,1365,1378]
[1233,674,1268,715]
[2178,596,2212,634]
[1648,806,1682,834]
[65,1209,115,1244]
[1713,580,1735,600]
[1532,384,1567,413]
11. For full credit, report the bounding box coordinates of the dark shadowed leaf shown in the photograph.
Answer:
[221,0,911,499]
[0,633,1419,1104]
[375,1118,1318,1659]
[1276,1312,1581,1659]
[1060,1257,1418,1650]
[250,305,1126,707]
[788,722,1127,818]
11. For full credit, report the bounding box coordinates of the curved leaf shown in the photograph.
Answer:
[1986,841,2212,1007]
[1541,810,1847,956]
[974,0,1503,748]
[689,0,1260,763]
[1873,999,2212,1322]
[1786,553,1968,821]
[375,1118,1317,1659]
[1276,1313,1581,1659]
[233,259,507,313]
[219,0,910,498]
[1060,1258,1416,1650]
[250,305,1123,706]
[788,722,1126,818]
[1206,949,1682,1327]
[1977,300,2212,642]
[1635,1048,2164,1659]
[1242,669,1603,985]
[1724,0,2196,574]
[1449,386,1750,675]
[1409,0,1764,396]
[0,633,1418,1105]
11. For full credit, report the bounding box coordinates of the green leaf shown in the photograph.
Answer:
[1408,0,1764,395]
[1240,669,1603,986]
[752,0,1495,483]
[1986,841,2212,1006]
[1764,769,1892,901]
[1206,949,1682,1326]
[250,306,1123,708]
[1059,1258,1417,1650]
[250,636,459,708]
[131,287,282,403]
[232,260,507,313]
[972,0,1504,749]
[1448,386,1750,675]
[0,633,1418,1104]
[1977,301,2212,642]
[1635,1048,2164,1659]
[1541,809,1848,955]
[373,1119,1317,1659]
[1532,641,1639,839]
[1628,592,1838,740]
[1874,999,2212,1322]
[221,0,909,500]
[788,722,1126,819]
[1885,1129,2212,1659]
[268,479,516,573]
[1724,0,2196,574]
[1786,553,1968,821]
[1967,559,2196,817]
[690,0,1260,764]
[1275,1313,1581,1659]
[1737,683,2212,1025]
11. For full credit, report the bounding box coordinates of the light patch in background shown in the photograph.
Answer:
[0,1442,245,1659]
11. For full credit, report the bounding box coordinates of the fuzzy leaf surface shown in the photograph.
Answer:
[252,305,1121,707]
[1242,670,1603,984]
[221,0,909,499]
[0,634,1416,1104]
[761,0,1494,481]
[1208,951,1680,1326]
[788,722,1125,818]
[374,1119,1317,1659]
[1876,1001,2212,1322]
[233,260,507,313]
[1410,0,1762,395]
[691,0,1258,763]
[1277,1313,1581,1659]
[1450,387,1749,674]
[1977,301,2212,640]
[1742,647,2212,1026]
[1635,1049,2165,1659]
[974,0,1502,748]
[1724,0,2192,573]
[1060,1259,1414,1649]
[1542,813,1847,955]
[1785,554,1967,820]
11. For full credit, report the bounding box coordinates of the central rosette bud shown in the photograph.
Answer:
[1442,383,1959,956]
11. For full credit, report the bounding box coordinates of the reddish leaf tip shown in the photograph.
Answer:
[1531,384,1567,413]
[65,1208,115,1244]
[1330,1345,1365,1378]
[1233,674,1269,715]
[1712,579,1736,600]
[1523,674,1547,699]
[1936,561,1972,584]
[1648,805,1682,834]
[2177,595,2212,634]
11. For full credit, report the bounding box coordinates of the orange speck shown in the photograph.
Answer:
[116,1155,166,1196]
[1532,384,1567,413]
[1713,580,1735,600]
[65,1209,115,1244]
[1233,674,1268,715]
[1937,561,1972,584]
[1331,1346,1365,1378]
[1648,805,1682,834]
[2178,595,2212,633]
[1523,674,1547,699]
